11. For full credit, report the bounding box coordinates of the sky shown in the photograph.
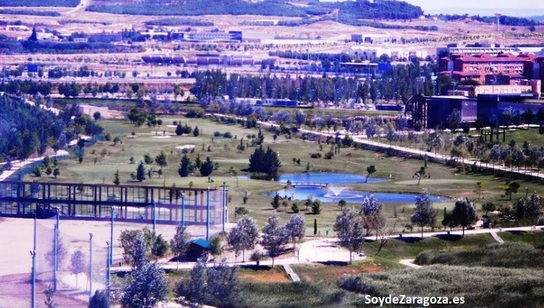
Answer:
[402,0,544,15]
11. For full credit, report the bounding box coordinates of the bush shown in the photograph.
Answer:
[310,153,322,159]
[213,131,222,137]
[223,132,233,138]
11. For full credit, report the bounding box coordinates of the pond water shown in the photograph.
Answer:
[276,173,386,185]
[265,186,447,203]
[266,173,447,203]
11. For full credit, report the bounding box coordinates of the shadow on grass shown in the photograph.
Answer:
[316,261,349,266]
[433,233,463,241]
[394,236,423,243]
[239,265,273,271]
[507,230,528,235]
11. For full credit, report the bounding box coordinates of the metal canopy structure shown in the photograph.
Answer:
[0,181,228,226]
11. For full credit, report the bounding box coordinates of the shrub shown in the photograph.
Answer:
[213,131,222,137]
[223,132,233,138]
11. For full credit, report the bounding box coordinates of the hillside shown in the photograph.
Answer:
[86,0,423,19]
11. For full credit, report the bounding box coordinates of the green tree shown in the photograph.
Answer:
[119,230,146,267]
[248,145,281,176]
[227,215,259,262]
[178,257,207,304]
[154,151,168,168]
[143,153,153,165]
[452,198,477,236]
[311,199,322,214]
[199,157,214,177]
[366,165,376,183]
[121,261,167,308]
[53,168,60,179]
[411,189,437,238]
[205,260,240,307]
[70,250,86,288]
[178,155,192,177]
[334,206,365,264]
[261,215,287,267]
[170,226,191,269]
[175,124,184,136]
[284,214,306,251]
[136,161,145,182]
[193,126,200,137]
[271,194,281,211]
[89,290,110,308]
[505,182,520,200]
[113,170,120,185]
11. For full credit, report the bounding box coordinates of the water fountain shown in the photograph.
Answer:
[326,186,348,197]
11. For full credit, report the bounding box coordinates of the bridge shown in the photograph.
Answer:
[288,182,328,188]
[0,181,228,226]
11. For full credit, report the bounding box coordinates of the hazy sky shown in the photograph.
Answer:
[402,0,544,11]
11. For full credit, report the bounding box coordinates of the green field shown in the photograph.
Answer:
[31,115,544,231]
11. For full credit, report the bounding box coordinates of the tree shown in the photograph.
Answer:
[334,206,365,264]
[70,250,86,288]
[121,261,167,308]
[482,202,496,215]
[178,155,192,177]
[411,189,437,238]
[143,153,153,165]
[136,161,145,182]
[414,166,426,185]
[476,181,485,200]
[261,215,287,267]
[209,233,225,258]
[200,156,214,177]
[205,260,240,307]
[284,214,306,251]
[44,286,58,308]
[89,290,110,308]
[234,207,249,220]
[53,168,60,179]
[452,198,477,236]
[193,126,200,137]
[446,109,461,131]
[113,170,120,185]
[309,199,321,215]
[170,226,191,269]
[248,145,281,176]
[45,235,67,270]
[365,165,376,183]
[179,257,207,304]
[271,194,281,211]
[119,230,146,267]
[175,124,184,136]
[505,182,520,200]
[154,151,167,168]
[361,195,386,238]
[227,215,259,262]
[517,192,542,223]
[93,111,101,121]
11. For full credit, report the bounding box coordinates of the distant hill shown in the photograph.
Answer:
[0,0,78,7]
[87,0,423,19]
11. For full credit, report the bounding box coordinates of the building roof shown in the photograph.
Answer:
[191,238,211,250]
[450,53,536,63]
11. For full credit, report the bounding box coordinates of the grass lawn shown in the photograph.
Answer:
[29,115,544,230]
[499,230,544,247]
[364,233,496,262]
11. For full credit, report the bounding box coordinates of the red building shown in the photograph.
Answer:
[439,53,540,85]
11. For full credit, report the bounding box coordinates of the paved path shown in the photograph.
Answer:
[490,231,505,243]
[282,264,300,282]
[399,259,421,268]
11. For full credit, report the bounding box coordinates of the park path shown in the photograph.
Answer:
[490,231,505,243]
[282,264,301,282]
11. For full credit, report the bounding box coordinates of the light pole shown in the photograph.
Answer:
[89,233,93,298]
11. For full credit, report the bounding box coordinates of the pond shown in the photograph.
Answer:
[265,186,447,203]
[276,173,386,185]
[265,173,447,203]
